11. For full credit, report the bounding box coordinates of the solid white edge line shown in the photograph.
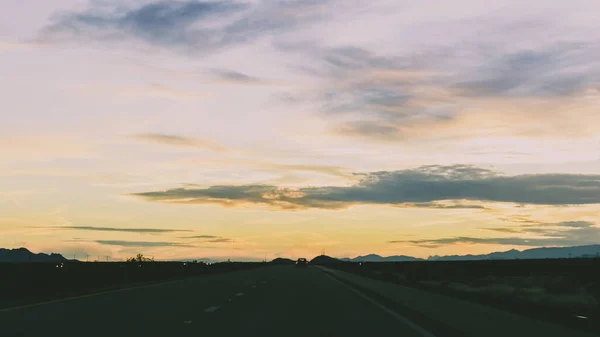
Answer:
[321,270,437,337]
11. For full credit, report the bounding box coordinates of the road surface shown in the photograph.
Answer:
[0,265,430,337]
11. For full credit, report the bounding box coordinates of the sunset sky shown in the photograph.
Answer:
[1,0,599,261]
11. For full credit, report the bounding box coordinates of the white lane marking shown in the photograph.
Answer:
[321,271,437,337]
[260,281,267,284]
[204,306,220,313]
[235,292,244,296]
[252,285,257,288]
[184,321,192,324]
[575,315,588,319]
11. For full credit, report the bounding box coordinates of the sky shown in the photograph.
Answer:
[1,0,599,262]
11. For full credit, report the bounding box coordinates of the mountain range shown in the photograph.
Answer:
[340,254,424,262]
[341,244,600,262]
[3,245,600,263]
[0,248,72,262]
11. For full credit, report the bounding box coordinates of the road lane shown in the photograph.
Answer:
[0,265,427,337]
[0,266,268,337]
[195,265,428,337]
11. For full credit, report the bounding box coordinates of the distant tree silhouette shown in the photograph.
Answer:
[126,253,154,263]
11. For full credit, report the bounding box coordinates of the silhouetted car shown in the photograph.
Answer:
[296,258,308,267]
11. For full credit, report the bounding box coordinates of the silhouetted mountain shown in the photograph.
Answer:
[427,245,600,261]
[310,255,343,265]
[0,248,71,262]
[338,245,600,262]
[270,257,295,265]
[346,254,424,262]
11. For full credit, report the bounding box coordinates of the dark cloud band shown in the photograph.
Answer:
[49,226,192,233]
[131,165,600,210]
[391,221,599,247]
[95,240,193,247]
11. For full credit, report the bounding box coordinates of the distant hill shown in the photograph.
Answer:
[0,248,71,262]
[345,254,424,262]
[428,244,600,261]
[310,255,343,265]
[270,257,295,265]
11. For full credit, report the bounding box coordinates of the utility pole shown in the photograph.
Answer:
[86,253,89,262]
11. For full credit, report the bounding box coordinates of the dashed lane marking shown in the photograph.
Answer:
[204,306,220,313]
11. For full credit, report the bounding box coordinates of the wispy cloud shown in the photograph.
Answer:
[179,235,233,243]
[393,221,600,248]
[131,165,600,210]
[48,226,192,233]
[0,40,37,51]
[36,0,340,53]
[207,238,233,243]
[479,227,522,233]
[131,133,227,152]
[180,235,220,239]
[211,69,261,84]
[397,202,487,210]
[38,1,245,50]
[270,16,600,144]
[182,157,350,178]
[94,240,192,247]
[125,84,205,99]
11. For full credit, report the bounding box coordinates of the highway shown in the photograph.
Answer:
[1,265,597,337]
[1,265,429,337]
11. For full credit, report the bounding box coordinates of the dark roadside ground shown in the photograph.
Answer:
[0,261,266,310]
[320,258,600,335]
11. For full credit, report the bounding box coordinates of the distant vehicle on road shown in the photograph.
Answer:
[296,258,308,267]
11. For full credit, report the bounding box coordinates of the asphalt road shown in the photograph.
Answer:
[0,265,430,337]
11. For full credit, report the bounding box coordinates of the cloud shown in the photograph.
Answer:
[207,238,233,243]
[211,69,260,84]
[128,84,205,99]
[130,165,600,210]
[272,19,600,143]
[37,0,337,53]
[453,45,595,98]
[559,221,594,228]
[479,227,522,233]
[39,1,245,49]
[48,226,192,233]
[178,235,233,243]
[397,221,600,248]
[388,221,600,248]
[94,240,192,247]
[131,133,227,152]
[0,40,37,51]
[180,235,220,239]
[334,121,405,142]
[398,202,487,210]
[182,157,351,178]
